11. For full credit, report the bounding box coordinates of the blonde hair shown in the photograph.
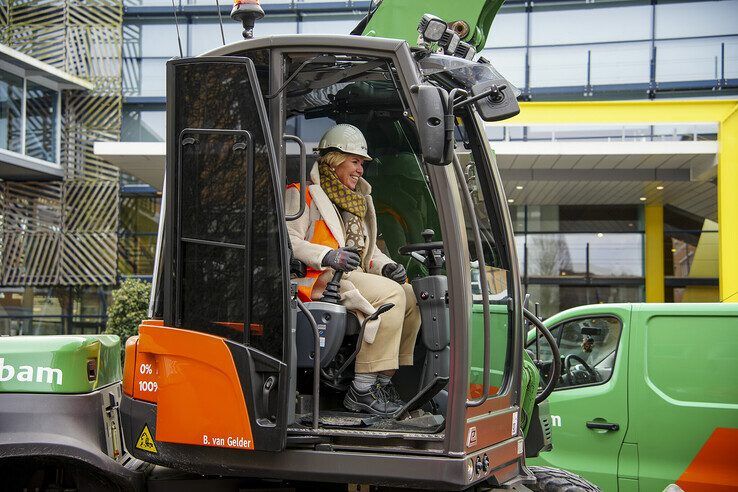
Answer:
[318,151,347,170]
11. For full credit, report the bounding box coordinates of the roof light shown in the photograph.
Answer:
[507,198,514,203]
[231,0,264,40]
[597,233,604,238]
[656,185,664,190]
[438,29,460,55]
[639,197,647,201]
[454,41,477,60]
[418,14,447,43]
[516,185,523,190]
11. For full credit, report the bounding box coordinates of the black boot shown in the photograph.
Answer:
[344,383,402,416]
[379,381,406,406]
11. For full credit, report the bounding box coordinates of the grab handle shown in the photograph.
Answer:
[285,134,307,221]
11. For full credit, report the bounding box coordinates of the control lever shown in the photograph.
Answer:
[410,252,426,263]
[367,302,395,321]
[422,229,443,275]
[320,270,344,304]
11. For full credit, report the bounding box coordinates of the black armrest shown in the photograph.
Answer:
[290,259,307,278]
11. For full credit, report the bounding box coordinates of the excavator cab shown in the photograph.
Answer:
[121,35,540,490]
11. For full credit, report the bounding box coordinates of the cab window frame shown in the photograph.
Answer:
[454,108,519,399]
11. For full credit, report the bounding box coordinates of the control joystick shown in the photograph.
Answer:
[320,270,344,304]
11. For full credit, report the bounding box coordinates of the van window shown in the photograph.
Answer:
[531,316,622,390]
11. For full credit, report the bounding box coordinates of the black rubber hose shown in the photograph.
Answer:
[523,308,561,404]
[296,298,321,429]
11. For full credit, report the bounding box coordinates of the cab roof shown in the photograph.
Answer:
[202,34,410,58]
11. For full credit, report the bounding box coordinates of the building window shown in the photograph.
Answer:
[119,194,161,276]
[0,67,60,164]
[121,105,166,142]
[526,285,643,319]
[0,287,112,336]
[511,205,645,318]
[663,206,719,302]
[0,69,23,154]
[25,81,59,162]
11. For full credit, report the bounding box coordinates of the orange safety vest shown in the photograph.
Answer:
[287,183,339,302]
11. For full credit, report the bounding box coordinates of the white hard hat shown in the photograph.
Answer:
[317,124,372,161]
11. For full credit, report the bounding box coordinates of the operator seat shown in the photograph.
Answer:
[295,298,361,369]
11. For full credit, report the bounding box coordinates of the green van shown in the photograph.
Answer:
[526,303,738,492]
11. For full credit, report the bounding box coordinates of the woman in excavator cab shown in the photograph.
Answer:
[286,124,421,417]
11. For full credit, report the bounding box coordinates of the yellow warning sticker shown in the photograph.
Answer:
[135,425,158,453]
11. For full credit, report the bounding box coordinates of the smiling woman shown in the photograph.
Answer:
[286,122,422,416]
[332,153,365,191]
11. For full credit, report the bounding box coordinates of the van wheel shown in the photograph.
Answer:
[528,466,600,492]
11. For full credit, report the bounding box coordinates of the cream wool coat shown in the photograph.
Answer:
[285,162,394,275]
[286,162,396,343]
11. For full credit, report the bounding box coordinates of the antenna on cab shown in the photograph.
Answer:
[215,0,226,45]
[170,0,184,57]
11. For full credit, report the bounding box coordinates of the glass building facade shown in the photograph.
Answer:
[115,0,731,316]
[511,205,645,317]
[3,0,731,333]
[119,0,738,144]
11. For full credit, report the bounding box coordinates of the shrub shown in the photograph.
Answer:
[106,279,150,348]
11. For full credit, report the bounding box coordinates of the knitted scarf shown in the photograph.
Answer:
[319,162,367,259]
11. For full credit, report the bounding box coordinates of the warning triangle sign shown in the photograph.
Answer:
[135,424,158,453]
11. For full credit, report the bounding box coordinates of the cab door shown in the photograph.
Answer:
[161,57,292,452]
[528,306,632,490]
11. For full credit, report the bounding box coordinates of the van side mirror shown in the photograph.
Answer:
[410,84,449,166]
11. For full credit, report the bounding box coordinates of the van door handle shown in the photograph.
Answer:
[586,421,619,431]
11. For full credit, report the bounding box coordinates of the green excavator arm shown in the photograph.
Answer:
[357,0,505,52]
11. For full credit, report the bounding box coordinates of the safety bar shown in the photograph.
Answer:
[284,134,307,221]
[452,153,492,408]
[445,87,492,408]
[296,298,321,430]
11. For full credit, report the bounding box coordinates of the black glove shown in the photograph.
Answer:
[322,247,360,272]
[382,263,407,284]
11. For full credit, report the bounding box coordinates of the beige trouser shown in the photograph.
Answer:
[339,270,422,373]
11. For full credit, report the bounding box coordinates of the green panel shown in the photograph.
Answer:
[361,0,504,51]
[627,303,738,491]
[0,335,121,394]
[520,350,539,434]
[618,442,639,479]
[528,303,738,490]
[645,314,738,405]
[528,304,632,492]
[618,478,639,492]
[470,303,508,395]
